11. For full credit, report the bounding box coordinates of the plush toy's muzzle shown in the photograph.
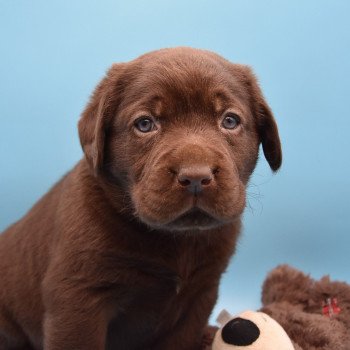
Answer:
[213,310,294,350]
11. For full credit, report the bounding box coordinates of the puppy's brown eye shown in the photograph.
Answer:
[134,117,156,133]
[222,113,240,130]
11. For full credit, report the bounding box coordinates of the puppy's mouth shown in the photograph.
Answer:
[163,207,224,232]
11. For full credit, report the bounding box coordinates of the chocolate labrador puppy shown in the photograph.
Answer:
[0,47,282,350]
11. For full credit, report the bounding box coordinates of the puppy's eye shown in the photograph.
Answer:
[222,113,240,130]
[134,117,156,133]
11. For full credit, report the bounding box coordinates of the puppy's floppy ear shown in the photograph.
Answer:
[78,63,125,175]
[233,65,282,171]
[256,95,282,171]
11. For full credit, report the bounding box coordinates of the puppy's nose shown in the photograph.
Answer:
[177,166,213,194]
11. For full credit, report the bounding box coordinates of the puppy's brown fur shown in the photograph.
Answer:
[0,47,281,350]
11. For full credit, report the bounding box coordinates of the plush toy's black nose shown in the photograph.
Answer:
[221,317,260,346]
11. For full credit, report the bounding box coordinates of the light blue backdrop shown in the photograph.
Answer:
[1,1,349,321]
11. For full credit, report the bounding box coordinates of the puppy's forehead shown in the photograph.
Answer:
[148,90,233,118]
[119,49,249,116]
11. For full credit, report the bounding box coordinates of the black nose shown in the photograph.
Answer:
[221,317,260,346]
[177,166,213,194]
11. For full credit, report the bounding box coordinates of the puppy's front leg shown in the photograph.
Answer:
[153,285,219,350]
[42,275,108,350]
[43,310,107,350]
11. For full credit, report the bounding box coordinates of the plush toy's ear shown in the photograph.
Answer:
[232,65,282,172]
[78,63,125,175]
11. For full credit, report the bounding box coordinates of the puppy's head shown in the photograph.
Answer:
[79,47,281,232]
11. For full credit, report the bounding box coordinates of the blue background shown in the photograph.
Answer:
[1,1,349,322]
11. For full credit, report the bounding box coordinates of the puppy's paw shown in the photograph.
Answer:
[201,325,219,350]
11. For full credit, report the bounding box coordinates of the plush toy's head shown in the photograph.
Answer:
[261,265,350,350]
[212,310,294,350]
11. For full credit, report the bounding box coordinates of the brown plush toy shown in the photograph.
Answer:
[260,265,350,350]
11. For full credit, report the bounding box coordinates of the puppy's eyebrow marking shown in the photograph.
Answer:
[213,91,230,115]
[150,95,164,117]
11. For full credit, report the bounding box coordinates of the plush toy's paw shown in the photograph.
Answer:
[262,303,349,350]
[261,264,350,350]
[212,310,294,350]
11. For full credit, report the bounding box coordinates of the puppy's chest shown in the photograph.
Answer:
[104,251,207,349]
[110,249,202,309]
